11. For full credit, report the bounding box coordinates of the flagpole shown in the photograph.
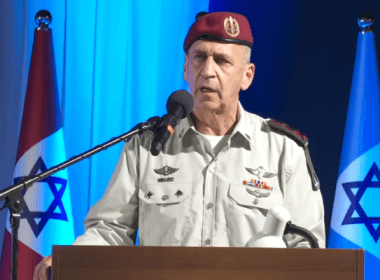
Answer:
[328,12,380,279]
[0,11,52,280]
[9,198,21,280]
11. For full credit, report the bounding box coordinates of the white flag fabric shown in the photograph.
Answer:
[0,27,75,279]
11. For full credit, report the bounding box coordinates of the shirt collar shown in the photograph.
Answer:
[175,101,256,148]
[174,111,195,141]
[228,101,256,148]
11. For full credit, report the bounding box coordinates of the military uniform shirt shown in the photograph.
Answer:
[73,102,326,248]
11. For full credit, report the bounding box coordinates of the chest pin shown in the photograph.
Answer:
[146,191,154,199]
[175,190,183,197]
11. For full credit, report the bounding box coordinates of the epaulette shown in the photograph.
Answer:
[267,119,308,147]
[267,119,320,191]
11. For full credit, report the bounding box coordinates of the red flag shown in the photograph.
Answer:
[0,25,75,279]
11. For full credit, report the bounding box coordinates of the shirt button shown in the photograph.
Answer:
[205,239,211,245]
[206,203,213,209]
[253,199,259,205]
[179,128,185,138]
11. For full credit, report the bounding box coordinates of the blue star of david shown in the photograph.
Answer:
[14,156,68,238]
[342,162,380,242]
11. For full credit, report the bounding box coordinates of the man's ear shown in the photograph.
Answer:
[241,63,255,91]
[184,54,189,81]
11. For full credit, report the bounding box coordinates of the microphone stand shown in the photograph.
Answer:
[0,116,160,280]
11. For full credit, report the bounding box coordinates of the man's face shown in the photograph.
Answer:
[184,40,255,115]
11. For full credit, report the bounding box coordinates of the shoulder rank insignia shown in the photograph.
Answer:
[267,119,320,191]
[268,119,308,147]
[154,165,179,182]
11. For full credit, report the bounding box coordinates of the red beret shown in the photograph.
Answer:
[183,12,253,53]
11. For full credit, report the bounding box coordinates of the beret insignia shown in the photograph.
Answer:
[183,12,253,52]
[224,16,240,38]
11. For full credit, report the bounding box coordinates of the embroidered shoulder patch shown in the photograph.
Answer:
[267,119,308,147]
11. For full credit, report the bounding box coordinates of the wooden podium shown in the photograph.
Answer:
[52,245,364,280]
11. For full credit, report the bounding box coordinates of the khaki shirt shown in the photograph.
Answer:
[73,103,325,248]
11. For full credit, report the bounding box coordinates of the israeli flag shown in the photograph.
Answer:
[328,21,380,280]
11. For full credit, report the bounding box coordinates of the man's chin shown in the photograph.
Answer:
[195,101,226,115]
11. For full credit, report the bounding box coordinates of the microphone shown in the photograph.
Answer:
[150,90,194,156]
[246,206,290,248]
[246,206,319,248]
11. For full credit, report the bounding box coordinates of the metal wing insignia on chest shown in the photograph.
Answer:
[246,188,271,198]
[154,165,179,182]
[245,166,277,179]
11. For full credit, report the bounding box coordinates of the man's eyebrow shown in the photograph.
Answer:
[213,53,231,61]
[192,49,232,60]
[192,49,207,55]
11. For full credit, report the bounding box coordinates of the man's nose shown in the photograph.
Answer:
[202,57,217,77]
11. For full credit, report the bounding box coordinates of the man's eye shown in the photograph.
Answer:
[216,58,228,64]
[195,54,204,61]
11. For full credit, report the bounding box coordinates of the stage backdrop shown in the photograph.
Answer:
[1,0,380,269]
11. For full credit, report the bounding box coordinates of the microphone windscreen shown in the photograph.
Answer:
[166,90,194,118]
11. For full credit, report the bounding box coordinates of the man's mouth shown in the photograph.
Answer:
[200,86,216,92]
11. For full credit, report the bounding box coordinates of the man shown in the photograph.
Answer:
[34,11,325,279]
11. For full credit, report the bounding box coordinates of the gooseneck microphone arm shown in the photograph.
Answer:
[284,221,319,248]
[246,206,320,249]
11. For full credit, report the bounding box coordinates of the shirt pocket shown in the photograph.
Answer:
[138,182,192,245]
[227,183,283,246]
